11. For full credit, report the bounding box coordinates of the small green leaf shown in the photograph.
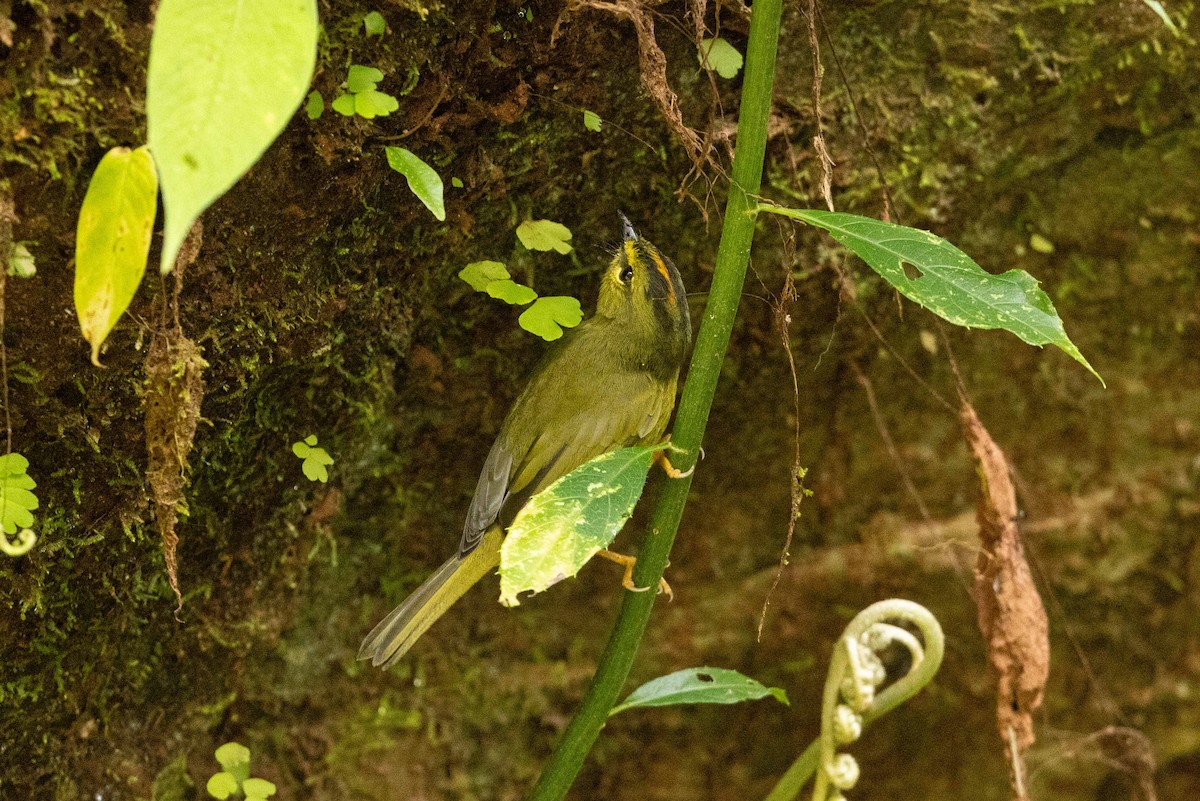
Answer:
[0,453,38,536]
[518,296,582,341]
[214,742,250,772]
[516,219,573,254]
[73,145,158,366]
[698,37,743,79]
[1029,233,1054,254]
[242,777,277,799]
[346,64,384,93]
[499,443,659,605]
[363,10,386,35]
[486,279,538,305]
[459,260,511,291]
[331,93,357,116]
[293,437,333,483]
[583,110,602,132]
[147,0,319,274]
[304,90,324,119]
[759,206,1103,385]
[451,176,464,188]
[8,243,36,278]
[206,772,238,800]
[354,89,399,119]
[385,146,445,221]
[609,667,789,716]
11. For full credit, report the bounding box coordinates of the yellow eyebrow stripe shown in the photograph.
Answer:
[650,250,675,304]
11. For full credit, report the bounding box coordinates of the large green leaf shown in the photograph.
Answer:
[610,667,789,716]
[74,146,158,365]
[760,206,1102,385]
[147,0,318,274]
[499,443,660,606]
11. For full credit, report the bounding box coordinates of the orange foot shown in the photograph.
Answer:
[654,449,694,479]
[597,549,673,600]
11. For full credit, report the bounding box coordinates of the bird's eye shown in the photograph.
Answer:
[620,266,634,282]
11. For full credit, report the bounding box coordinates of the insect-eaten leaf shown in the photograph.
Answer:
[583,109,602,132]
[293,435,334,483]
[304,90,324,120]
[499,443,660,606]
[486,279,538,305]
[519,296,582,341]
[516,219,573,254]
[698,37,743,79]
[0,453,37,536]
[610,667,789,716]
[759,206,1104,386]
[147,0,318,274]
[74,145,158,366]
[385,146,445,221]
[459,260,511,291]
[363,10,386,35]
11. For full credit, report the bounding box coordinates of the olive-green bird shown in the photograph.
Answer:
[358,217,691,668]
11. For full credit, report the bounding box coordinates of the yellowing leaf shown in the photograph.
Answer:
[698,37,743,79]
[331,94,356,116]
[583,110,602,132]
[499,444,659,606]
[147,0,318,274]
[385,146,445,221]
[516,219,573,254]
[518,296,582,341]
[74,146,158,365]
[459,260,510,291]
[206,773,238,800]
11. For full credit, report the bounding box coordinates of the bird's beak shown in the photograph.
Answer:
[619,212,637,242]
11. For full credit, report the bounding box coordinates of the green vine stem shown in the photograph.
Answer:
[524,1,783,798]
[763,599,946,801]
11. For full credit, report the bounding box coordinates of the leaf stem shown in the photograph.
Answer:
[524,2,783,798]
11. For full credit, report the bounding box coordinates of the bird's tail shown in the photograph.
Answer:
[358,526,502,668]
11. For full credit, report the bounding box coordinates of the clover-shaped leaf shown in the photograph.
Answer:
[486,280,538,305]
[242,777,277,800]
[517,219,573,254]
[385,146,445,221]
[698,37,743,79]
[583,110,602,132]
[459,261,511,291]
[214,742,250,780]
[346,65,384,93]
[331,94,356,116]
[518,296,583,341]
[354,89,399,119]
[206,772,238,800]
[292,435,334,483]
[0,453,38,535]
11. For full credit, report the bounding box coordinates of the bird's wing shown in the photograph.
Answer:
[458,365,675,556]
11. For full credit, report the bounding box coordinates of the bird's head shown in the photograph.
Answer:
[596,215,691,357]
